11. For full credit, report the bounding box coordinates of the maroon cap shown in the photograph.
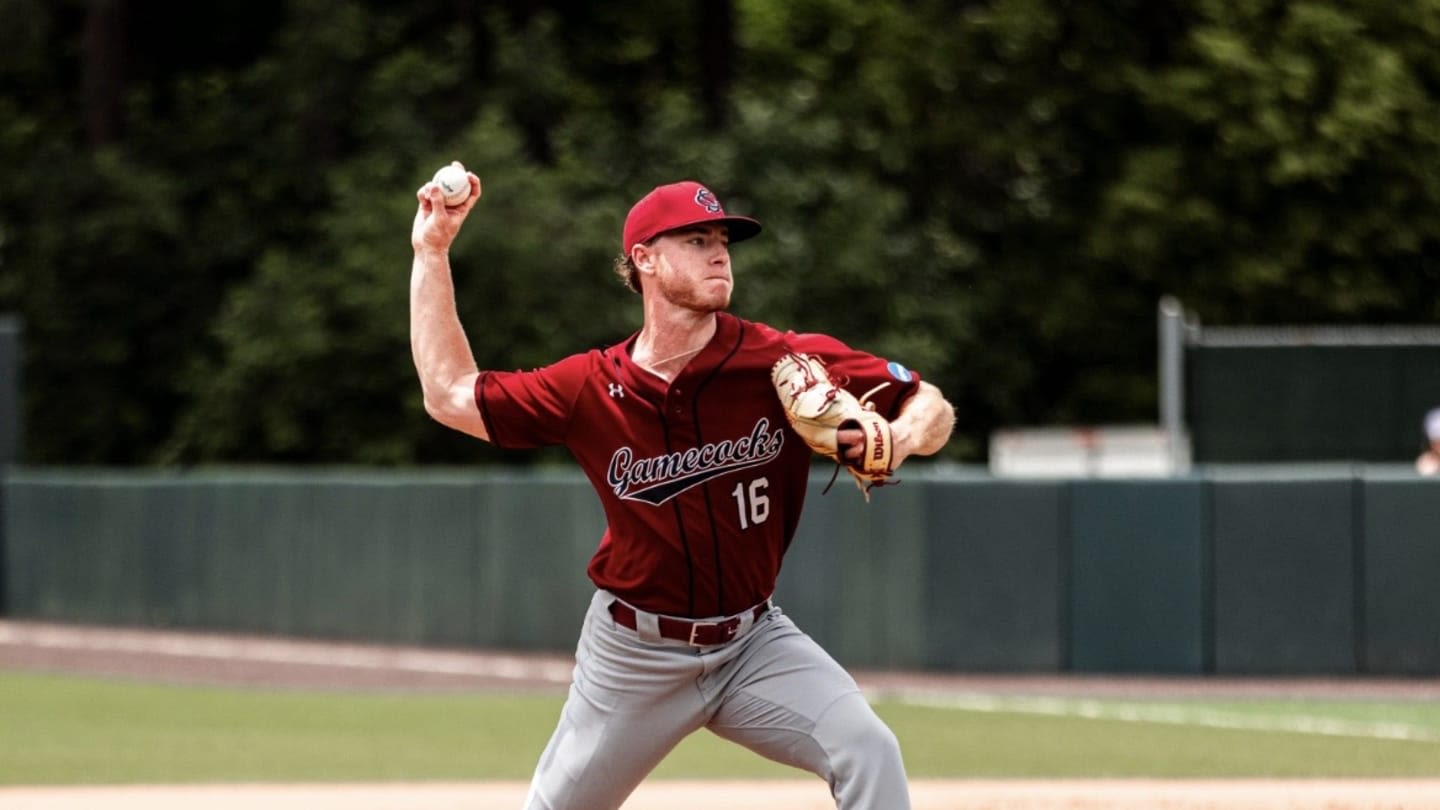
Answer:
[622,181,762,254]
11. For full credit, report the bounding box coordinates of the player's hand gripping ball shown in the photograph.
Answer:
[771,352,895,501]
[433,163,471,207]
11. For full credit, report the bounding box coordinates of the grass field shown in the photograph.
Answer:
[4,671,1438,785]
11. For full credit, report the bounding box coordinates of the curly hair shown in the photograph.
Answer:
[613,253,641,293]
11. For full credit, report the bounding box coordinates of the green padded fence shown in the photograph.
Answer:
[1361,473,1440,674]
[1,470,599,650]
[1069,479,1206,673]
[4,465,1439,674]
[780,478,930,670]
[1208,472,1359,674]
[915,477,1065,671]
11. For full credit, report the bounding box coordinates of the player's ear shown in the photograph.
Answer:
[631,243,657,274]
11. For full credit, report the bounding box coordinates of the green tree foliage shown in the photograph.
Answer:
[1093,1,1440,322]
[1,0,1437,465]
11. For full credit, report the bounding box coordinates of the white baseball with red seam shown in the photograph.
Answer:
[433,164,470,206]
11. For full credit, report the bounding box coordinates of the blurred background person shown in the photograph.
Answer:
[1417,407,1440,475]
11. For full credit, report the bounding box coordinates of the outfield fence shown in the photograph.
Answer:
[2,465,1437,675]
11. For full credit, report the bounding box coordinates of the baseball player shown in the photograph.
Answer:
[410,166,955,810]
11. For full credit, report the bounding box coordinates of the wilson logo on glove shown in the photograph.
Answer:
[868,420,888,464]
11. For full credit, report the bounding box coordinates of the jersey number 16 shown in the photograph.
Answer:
[730,477,770,529]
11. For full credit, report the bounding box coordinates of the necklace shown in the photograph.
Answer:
[635,322,715,375]
[640,343,707,368]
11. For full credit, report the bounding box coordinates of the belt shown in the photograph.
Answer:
[608,599,771,647]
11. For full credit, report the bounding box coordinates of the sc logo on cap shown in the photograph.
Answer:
[694,187,723,213]
[887,362,913,383]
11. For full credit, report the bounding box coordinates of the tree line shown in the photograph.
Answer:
[2,0,1437,465]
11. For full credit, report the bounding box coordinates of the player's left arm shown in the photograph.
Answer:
[836,380,954,469]
[883,381,955,469]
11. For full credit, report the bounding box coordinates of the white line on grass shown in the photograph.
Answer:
[891,693,1440,743]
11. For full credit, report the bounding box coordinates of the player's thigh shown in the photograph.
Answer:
[526,682,698,810]
[705,613,891,772]
[526,599,708,810]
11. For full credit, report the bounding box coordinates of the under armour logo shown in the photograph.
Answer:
[608,383,625,398]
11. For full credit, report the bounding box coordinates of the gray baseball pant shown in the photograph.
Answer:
[522,589,911,809]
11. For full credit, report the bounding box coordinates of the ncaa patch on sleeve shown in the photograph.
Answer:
[886,361,914,383]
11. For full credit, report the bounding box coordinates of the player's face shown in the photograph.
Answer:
[649,224,733,312]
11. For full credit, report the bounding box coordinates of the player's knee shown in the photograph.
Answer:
[852,715,904,769]
[816,693,904,771]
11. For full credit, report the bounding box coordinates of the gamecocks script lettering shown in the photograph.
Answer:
[607,419,785,505]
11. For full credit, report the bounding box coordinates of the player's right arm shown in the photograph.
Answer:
[409,165,490,442]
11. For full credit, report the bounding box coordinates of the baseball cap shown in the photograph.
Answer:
[622,181,762,254]
[1426,407,1440,440]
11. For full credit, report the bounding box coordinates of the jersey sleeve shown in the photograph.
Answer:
[785,332,922,421]
[474,353,592,449]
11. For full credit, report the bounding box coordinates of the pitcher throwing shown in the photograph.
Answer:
[409,166,955,809]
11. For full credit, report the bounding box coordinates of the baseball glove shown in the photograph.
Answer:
[771,352,894,500]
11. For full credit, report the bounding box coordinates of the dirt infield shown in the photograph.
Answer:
[3,619,1440,809]
[8,619,1440,700]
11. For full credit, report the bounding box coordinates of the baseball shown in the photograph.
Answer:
[433,164,470,206]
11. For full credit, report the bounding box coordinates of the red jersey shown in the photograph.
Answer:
[475,312,921,618]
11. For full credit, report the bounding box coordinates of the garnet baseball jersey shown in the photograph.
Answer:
[475,312,921,619]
